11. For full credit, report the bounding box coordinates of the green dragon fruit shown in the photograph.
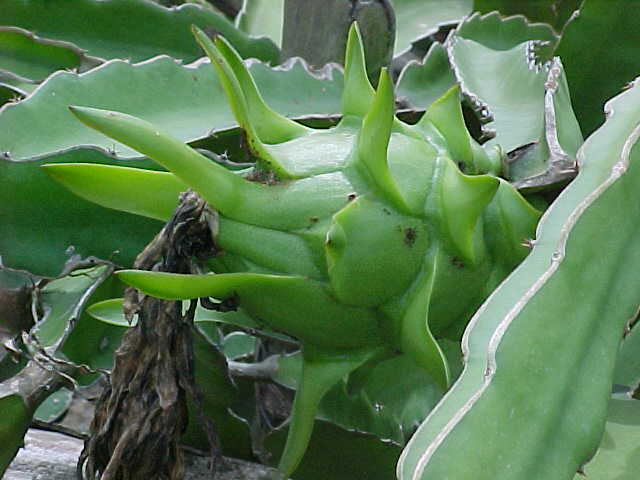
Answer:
[44,24,540,477]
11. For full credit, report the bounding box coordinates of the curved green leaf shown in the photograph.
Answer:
[457,11,557,51]
[0,26,99,82]
[556,0,640,136]
[474,0,582,33]
[614,322,640,391]
[575,398,640,479]
[235,0,284,48]
[449,24,581,161]
[392,0,472,56]
[396,42,456,112]
[399,76,640,479]
[0,0,279,63]
[0,55,343,161]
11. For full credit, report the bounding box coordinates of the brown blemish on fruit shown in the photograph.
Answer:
[347,193,357,201]
[451,256,465,268]
[403,227,417,247]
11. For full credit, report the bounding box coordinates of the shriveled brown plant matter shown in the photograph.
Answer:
[78,191,220,480]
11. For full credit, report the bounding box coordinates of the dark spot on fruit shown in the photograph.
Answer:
[383,208,391,215]
[192,75,198,82]
[309,216,319,224]
[451,257,465,268]
[458,161,466,172]
[347,193,357,201]
[404,228,417,247]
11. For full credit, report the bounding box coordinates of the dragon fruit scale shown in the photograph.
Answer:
[44,24,540,477]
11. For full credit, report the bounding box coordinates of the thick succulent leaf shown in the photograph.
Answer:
[398,77,640,479]
[33,387,73,423]
[222,331,256,360]
[0,55,342,161]
[235,0,284,48]
[555,0,640,136]
[457,11,557,51]
[0,26,99,82]
[391,0,472,56]
[396,42,456,111]
[0,394,30,475]
[614,322,640,391]
[0,0,279,64]
[449,28,581,162]
[32,264,114,351]
[574,398,640,479]
[474,0,582,32]
[58,273,129,384]
[1,150,163,276]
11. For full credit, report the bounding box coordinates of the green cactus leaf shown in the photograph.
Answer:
[33,387,73,423]
[457,11,557,51]
[556,0,640,136]
[33,264,113,350]
[614,322,640,390]
[0,0,278,64]
[392,0,473,56]
[235,0,284,48]
[396,42,456,111]
[0,26,98,83]
[449,37,546,151]
[0,394,30,475]
[398,74,640,480]
[0,55,342,161]
[574,397,640,479]
[473,0,581,33]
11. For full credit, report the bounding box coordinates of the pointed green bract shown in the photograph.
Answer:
[213,35,308,144]
[277,346,384,477]
[353,69,410,213]
[427,160,500,264]
[420,86,473,170]
[42,163,185,221]
[342,23,375,118]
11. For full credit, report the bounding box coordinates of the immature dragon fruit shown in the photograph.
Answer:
[45,24,540,477]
